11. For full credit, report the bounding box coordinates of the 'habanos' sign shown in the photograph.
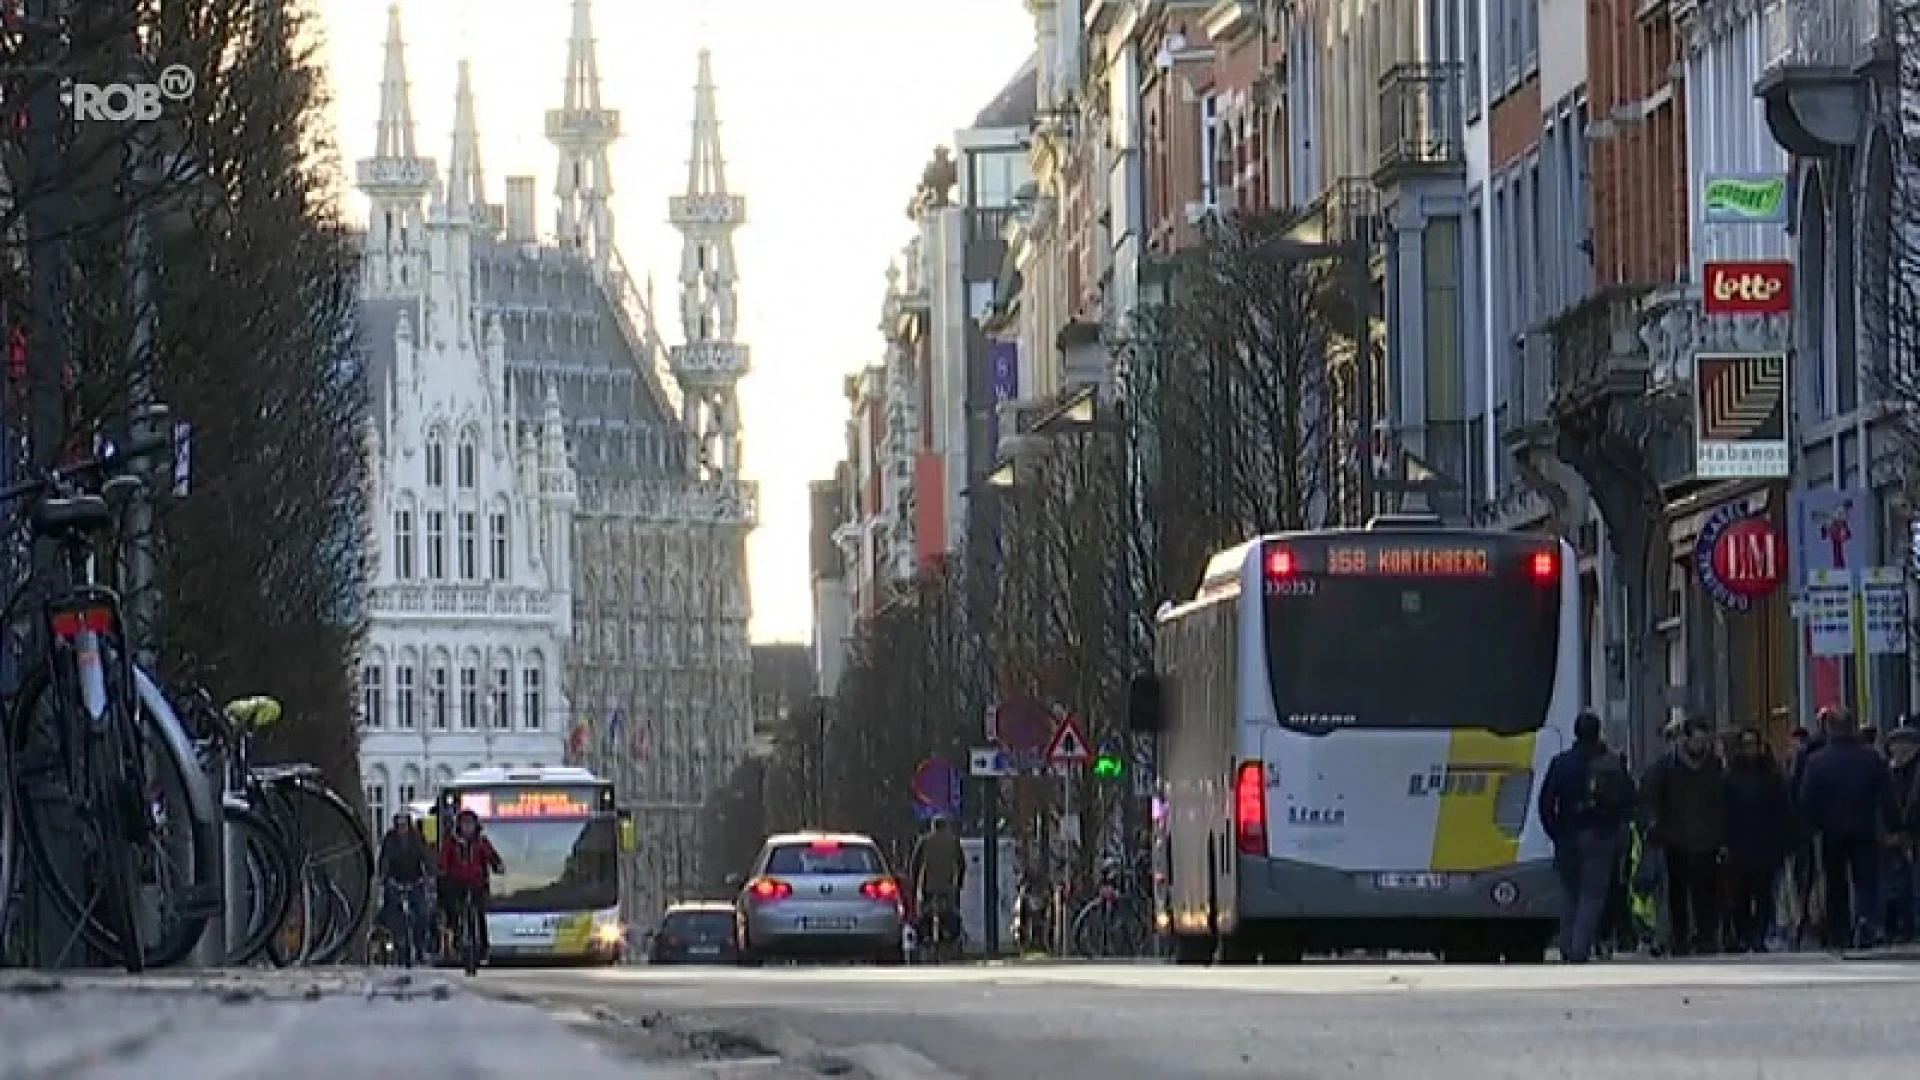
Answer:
[1703,261,1792,316]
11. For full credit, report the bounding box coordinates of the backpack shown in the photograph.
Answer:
[1583,750,1635,818]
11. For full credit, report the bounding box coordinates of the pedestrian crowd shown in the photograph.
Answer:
[1538,706,1920,963]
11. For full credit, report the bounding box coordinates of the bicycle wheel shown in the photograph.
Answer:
[9,663,218,968]
[0,725,18,958]
[275,779,374,964]
[224,803,295,965]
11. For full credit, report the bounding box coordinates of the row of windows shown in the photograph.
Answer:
[392,508,510,580]
[423,436,480,489]
[361,662,544,732]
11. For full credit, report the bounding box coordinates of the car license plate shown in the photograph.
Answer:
[1375,872,1449,891]
[798,917,856,931]
[689,945,720,956]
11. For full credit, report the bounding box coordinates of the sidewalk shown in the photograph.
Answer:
[0,968,689,1080]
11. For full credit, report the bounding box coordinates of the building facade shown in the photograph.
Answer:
[355,2,755,921]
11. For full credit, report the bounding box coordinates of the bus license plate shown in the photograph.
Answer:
[689,944,720,956]
[1375,872,1449,891]
[799,917,855,931]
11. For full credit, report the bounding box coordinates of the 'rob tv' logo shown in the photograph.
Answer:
[60,65,196,122]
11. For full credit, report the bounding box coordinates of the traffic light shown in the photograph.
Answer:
[1092,750,1124,779]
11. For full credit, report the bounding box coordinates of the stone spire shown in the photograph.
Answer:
[446,59,489,226]
[545,0,619,271]
[668,48,750,487]
[355,3,434,295]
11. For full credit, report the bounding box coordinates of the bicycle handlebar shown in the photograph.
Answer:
[0,431,174,506]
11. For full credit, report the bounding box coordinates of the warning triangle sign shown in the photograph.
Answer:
[1045,715,1091,765]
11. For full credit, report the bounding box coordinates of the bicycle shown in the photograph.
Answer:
[1069,858,1153,959]
[180,690,375,966]
[379,878,431,968]
[449,885,486,975]
[917,889,963,964]
[1,435,220,971]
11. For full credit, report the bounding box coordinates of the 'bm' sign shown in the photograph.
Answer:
[1703,260,1792,316]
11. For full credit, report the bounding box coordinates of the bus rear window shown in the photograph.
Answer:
[1264,574,1558,733]
[765,843,883,876]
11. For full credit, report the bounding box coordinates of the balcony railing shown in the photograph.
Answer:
[1377,63,1466,181]
[1288,177,1382,251]
[1500,331,1557,447]
[1760,0,1882,70]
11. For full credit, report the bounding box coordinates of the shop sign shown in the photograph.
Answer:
[1701,173,1789,225]
[1703,261,1792,316]
[1694,504,1786,612]
[1693,352,1789,478]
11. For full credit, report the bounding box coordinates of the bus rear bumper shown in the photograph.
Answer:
[1239,855,1563,923]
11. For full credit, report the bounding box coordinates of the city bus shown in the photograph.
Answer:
[425,766,636,965]
[1133,518,1579,964]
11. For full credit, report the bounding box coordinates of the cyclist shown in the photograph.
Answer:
[910,814,965,950]
[376,812,434,964]
[437,808,504,966]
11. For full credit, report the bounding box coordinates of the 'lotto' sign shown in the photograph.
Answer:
[1703,261,1792,316]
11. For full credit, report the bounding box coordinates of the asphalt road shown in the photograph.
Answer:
[488,955,1920,1080]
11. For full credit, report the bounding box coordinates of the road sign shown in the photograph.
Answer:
[1045,715,1091,766]
[969,746,1011,778]
[911,757,962,820]
[992,697,1052,754]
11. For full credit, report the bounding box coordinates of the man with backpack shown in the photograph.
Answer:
[1539,710,1638,963]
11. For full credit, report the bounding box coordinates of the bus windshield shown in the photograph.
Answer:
[482,817,619,913]
[1264,572,1559,733]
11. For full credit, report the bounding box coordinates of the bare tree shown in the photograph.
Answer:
[697,756,767,887]
[5,0,369,798]
[1129,213,1340,600]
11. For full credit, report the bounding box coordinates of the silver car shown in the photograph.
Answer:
[733,832,905,965]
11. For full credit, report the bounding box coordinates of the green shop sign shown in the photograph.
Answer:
[1702,173,1788,225]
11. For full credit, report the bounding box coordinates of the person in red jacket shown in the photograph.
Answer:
[439,809,504,963]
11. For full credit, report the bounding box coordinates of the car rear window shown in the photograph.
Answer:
[661,911,731,936]
[764,842,883,875]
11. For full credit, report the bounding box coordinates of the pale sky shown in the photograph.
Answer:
[320,0,1034,642]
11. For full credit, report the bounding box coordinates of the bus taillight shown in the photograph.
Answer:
[1264,548,1296,578]
[1528,550,1557,583]
[1234,761,1267,855]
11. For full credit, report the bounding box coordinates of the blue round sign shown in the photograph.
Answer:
[910,757,962,819]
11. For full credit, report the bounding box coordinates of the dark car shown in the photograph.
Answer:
[649,902,738,964]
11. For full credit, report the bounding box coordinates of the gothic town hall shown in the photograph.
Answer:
[353,0,754,923]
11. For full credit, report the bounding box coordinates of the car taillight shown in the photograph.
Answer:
[1528,549,1557,584]
[1264,546,1295,577]
[657,934,680,948]
[748,877,793,902]
[1234,760,1267,856]
[861,878,899,902]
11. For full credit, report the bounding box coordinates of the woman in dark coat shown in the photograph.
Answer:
[1722,728,1793,951]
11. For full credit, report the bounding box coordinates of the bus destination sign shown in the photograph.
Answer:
[1325,544,1494,576]
[462,788,595,820]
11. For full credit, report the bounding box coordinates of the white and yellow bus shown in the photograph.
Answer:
[1136,518,1580,963]
[426,766,636,965]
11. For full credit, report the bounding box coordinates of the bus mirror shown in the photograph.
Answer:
[1127,674,1162,734]
[617,809,637,853]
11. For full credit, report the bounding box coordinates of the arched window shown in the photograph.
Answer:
[489,499,510,579]
[491,651,512,730]
[459,653,480,730]
[396,649,419,729]
[429,651,451,730]
[366,765,390,831]
[361,649,387,728]
[398,765,422,809]
[425,431,446,487]
[521,651,544,731]
[456,430,478,489]
[392,494,417,580]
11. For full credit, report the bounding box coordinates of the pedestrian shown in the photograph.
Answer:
[1538,710,1636,963]
[1721,728,1791,952]
[1641,715,1727,955]
[1797,706,1892,950]
[1882,726,1920,942]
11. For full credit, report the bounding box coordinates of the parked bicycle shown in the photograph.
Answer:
[180,690,375,966]
[1069,856,1153,959]
[0,436,220,972]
